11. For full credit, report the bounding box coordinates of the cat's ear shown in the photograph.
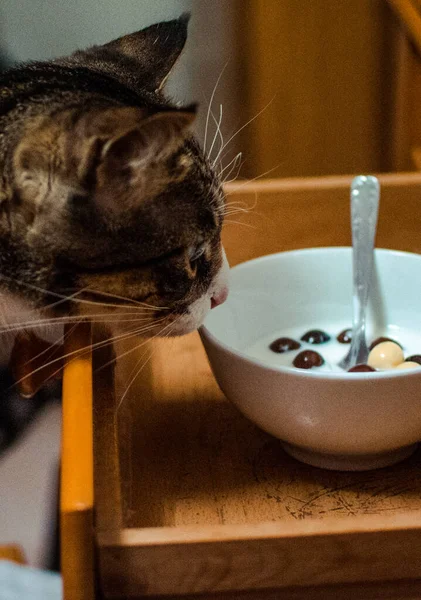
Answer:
[100,108,195,172]
[75,105,196,219]
[102,14,189,91]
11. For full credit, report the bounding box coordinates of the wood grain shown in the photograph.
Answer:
[120,578,421,600]
[99,518,421,596]
[223,173,421,266]
[238,0,396,178]
[389,22,413,171]
[94,176,421,598]
[114,333,421,531]
[61,322,94,600]
[92,325,123,534]
[388,0,421,170]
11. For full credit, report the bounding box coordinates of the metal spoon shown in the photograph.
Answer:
[339,175,380,371]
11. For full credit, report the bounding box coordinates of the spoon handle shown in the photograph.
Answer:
[351,176,380,331]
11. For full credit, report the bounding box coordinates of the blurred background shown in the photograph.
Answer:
[2,0,421,182]
[1,0,421,573]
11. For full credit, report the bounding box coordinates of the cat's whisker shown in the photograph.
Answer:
[216,143,246,175]
[80,288,169,311]
[226,152,246,183]
[122,316,177,382]
[0,312,156,335]
[22,319,151,391]
[115,318,178,413]
[93,319,171,376]
[0,311,154,326]
[41,288,87,312]
[15,314,168,394]
[115,347,153,414]
[70,296,160,312]
[223,210,251,219]
[208,104,224,164]
[0,274,158,313]
[227,162,283,192]
[45,286,163,313]
[224,170,245,185]
[213,94,276,167]
[219,152,242,179]
[91,317,157,324]
[221,158,242,185]
[222,190,259,216]
[203,61,229,155]
[224,169,245,187]
[224,204,252,214]
[223,204,248,214]
[11,327,146,394]
[19,321,82,370]
[223,199,250,208]
[214,199,253,217]
[0,317,89,335]
[11,317,168,389]
[239,190,259,213]
[98,316,175,376]
[222,154,243,184]
[223,203,263,222]
[224,219,257,229]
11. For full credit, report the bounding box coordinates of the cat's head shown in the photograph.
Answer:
[7,15,228,336]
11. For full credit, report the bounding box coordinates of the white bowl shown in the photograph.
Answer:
[200,247,421,471]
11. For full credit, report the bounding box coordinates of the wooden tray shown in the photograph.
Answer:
[92,174,421,599]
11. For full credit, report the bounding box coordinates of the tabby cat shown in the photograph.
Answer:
[0,14,229,365]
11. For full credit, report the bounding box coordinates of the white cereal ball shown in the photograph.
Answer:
[395,361,420,370]
[367,341,404,369]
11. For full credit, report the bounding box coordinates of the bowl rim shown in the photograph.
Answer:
[230,245,421,273]
[201,246,421,381]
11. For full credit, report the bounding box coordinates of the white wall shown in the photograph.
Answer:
[0,1,191,63]
[0,0,240,164]
[0,0,192,98]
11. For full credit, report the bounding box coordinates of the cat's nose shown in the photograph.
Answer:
[211,286,228,309]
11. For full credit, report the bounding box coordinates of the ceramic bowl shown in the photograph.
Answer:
[200,247,421,471]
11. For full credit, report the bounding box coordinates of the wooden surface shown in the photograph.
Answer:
[114,333,421,530]
[100,521,421,597]
[61,322,95,600]
[122,579,421,600]
[99,334,421,596]
[388,0,421,171]
[92,326,123,535]
[94,175,421,598]
[0,545,26,564]
[222,173,421,265]
[237,0,397,178]
[389,0,421,53]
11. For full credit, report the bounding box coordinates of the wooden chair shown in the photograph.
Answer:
[1,322,95,598]
[0,545,26,565]
[60,322,95,600]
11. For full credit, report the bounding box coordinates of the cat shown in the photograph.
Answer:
[0,14,229,370]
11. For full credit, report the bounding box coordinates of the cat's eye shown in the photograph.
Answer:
[188,243,206,263]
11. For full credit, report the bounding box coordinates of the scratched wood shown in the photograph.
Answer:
[115,332,421,530]
[115,173,421,530]
[95,175,421,598]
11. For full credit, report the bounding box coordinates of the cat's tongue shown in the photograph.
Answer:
[9,331,64,398]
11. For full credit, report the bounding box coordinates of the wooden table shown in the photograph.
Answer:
[62,174,421,599]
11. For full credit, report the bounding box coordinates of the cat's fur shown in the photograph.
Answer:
[0,14,228,360]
